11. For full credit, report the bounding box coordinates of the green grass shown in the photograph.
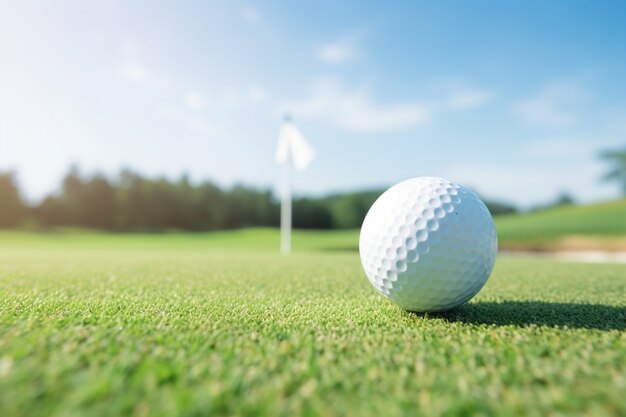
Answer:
[0,228,358,251]
[0,231,625,417]
[495,199,626,250]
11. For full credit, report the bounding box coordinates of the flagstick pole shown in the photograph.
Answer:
[280,160,292,255]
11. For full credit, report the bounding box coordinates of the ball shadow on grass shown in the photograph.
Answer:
[418,301,626,330]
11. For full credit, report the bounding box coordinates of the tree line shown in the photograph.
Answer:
[0,167,521,231]
[4,146,624,231]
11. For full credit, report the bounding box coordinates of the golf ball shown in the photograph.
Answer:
[359,176,497,312]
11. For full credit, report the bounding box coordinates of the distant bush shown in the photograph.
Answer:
[530,192,576,212]
[485,200,518,216]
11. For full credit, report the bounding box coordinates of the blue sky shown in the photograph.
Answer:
[1,0,625,206]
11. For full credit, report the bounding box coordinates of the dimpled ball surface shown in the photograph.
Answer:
[359,176,497,312]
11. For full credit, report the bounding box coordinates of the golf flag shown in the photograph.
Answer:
[275,118,315,171]
[276,116,315,255]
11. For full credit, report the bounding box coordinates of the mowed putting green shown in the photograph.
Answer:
[0,231,625,417]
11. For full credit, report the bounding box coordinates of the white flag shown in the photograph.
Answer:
[275,120,315,171]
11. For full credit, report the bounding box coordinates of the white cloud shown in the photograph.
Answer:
[157,105,222,136]
[221,85,268,108]
[316,37,359,64]
[512,82,589,128]
[183,91,208,110]
[115,40,168,89]
[446,89,493,110]
[115,62,168,92]
[115,62,150,84]
[242,6,259,24]
[222,91,242,107]
[280,79,432,133]
[247,85,267,102]
[114,41,230,135]
[120,38,139,60]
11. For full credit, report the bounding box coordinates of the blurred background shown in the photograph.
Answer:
[0,0,625,247]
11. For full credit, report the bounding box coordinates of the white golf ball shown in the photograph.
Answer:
[359,176,497,312]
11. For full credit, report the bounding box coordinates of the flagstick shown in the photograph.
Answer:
[280,160,292,255]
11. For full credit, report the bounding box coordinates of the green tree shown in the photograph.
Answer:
[554,192,575,206]
[60,166,87,225]
[292,198,333,229]
[192,181,226,230]
[328,191,382,229]
[601,147,626,194]
[116,170,149,230]
[37,196,66,226]
[83,176,117,229]
[28,166,523,232]
[0,172,24,227]
[223,186,278,229]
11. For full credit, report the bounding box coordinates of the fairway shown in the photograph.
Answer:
[1,232,625,417]
[495,199,626,251]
